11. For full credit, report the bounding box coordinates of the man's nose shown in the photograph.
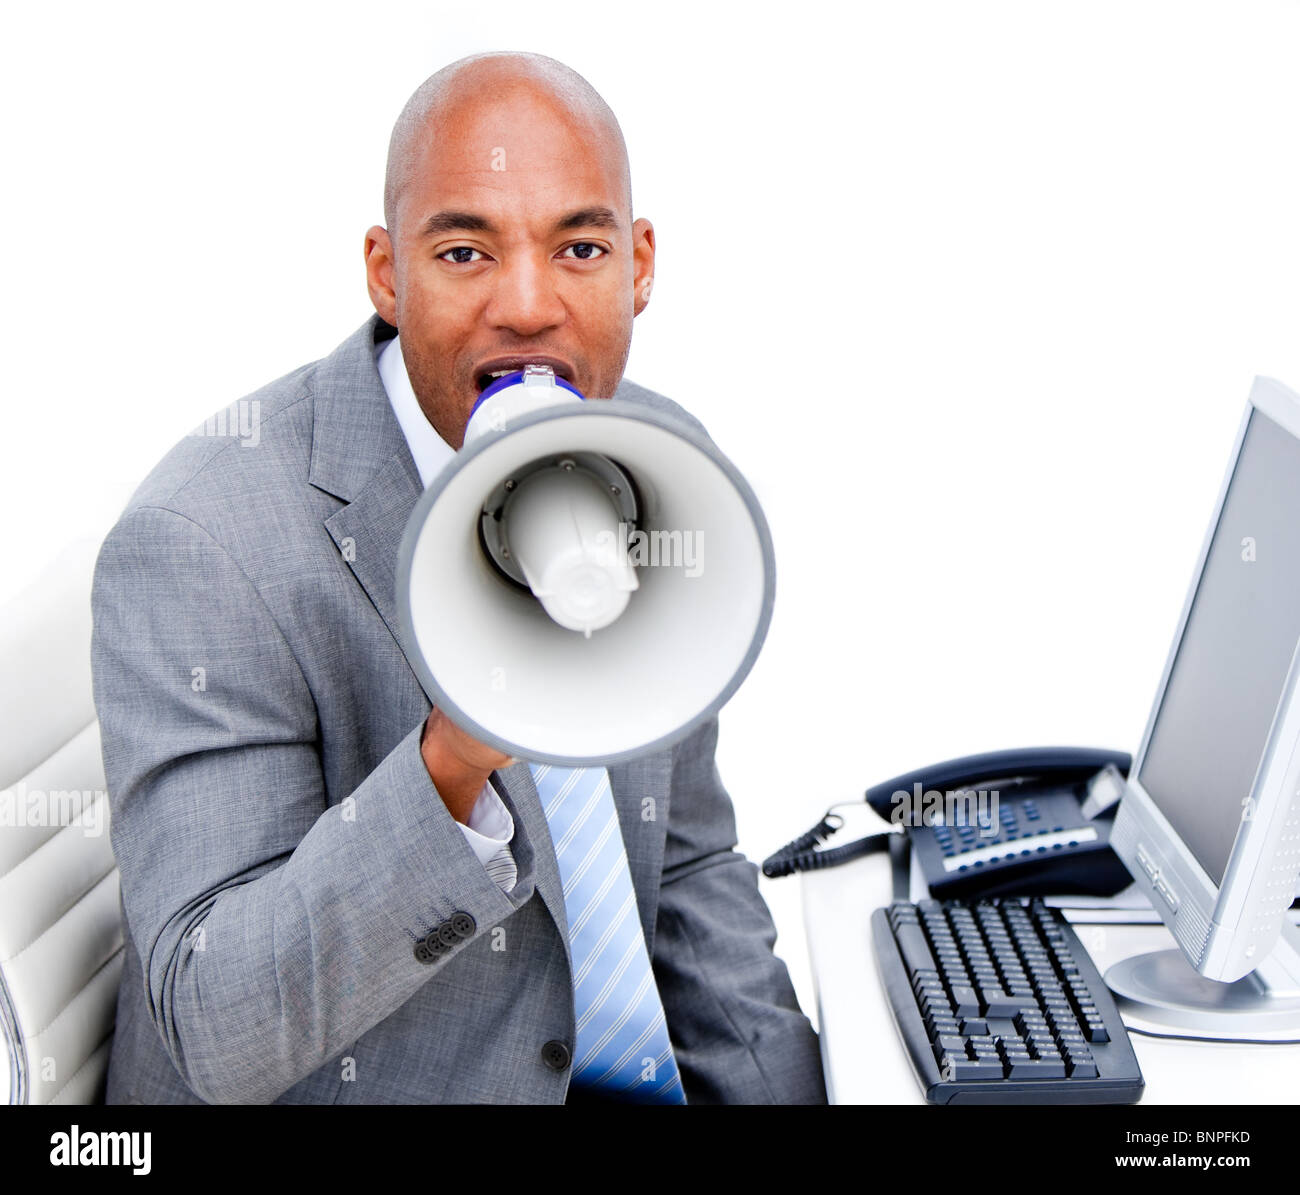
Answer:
[484,254,566,336]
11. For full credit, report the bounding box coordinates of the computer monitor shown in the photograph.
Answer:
[1107,376,1300,1041]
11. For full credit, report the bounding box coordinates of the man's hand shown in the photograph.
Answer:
[420,707,515,823]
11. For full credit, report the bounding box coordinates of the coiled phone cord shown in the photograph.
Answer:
[761,807,897,877]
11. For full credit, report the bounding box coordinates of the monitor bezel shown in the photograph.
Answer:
[1120,377,1300,975]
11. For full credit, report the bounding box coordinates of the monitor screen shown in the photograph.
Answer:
[1138,408,1300,887]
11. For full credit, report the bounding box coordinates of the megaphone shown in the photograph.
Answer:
[396,364,775,766]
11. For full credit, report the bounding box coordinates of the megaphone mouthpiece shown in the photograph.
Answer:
[465,364,584,446]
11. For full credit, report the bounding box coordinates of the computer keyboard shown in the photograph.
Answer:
[872,897,1144,1104]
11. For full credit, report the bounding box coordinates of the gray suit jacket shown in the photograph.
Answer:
[90,314,826,1104]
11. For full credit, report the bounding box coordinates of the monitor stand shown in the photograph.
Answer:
[1105,922,1300,1041]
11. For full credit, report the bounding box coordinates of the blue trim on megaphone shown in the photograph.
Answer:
[468,370,586,426]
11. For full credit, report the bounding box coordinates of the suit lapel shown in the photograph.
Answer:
[322,454,420,656]
[311,316,421,656]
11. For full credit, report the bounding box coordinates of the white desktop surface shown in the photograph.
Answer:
[801,850,1300,1104]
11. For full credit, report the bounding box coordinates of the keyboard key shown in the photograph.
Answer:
[934,1042,961,1066]
[1007,1057,1067,1080]
[942,1056,1005,1081]
[981,991,1024,1017]
[896,924,937,976]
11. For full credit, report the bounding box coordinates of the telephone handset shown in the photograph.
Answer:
[763,746,1136,901]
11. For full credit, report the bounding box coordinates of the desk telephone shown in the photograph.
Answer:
[764,746,1136,900]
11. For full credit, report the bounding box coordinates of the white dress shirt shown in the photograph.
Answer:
[375,334,517,891]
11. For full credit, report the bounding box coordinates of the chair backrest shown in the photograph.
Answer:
[0,539,123,1104]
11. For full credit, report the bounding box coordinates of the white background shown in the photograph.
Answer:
[4,0,1300,1038]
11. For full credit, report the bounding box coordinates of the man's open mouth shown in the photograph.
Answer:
[474,357,575,393]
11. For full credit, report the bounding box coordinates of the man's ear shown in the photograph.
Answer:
[365,226,398,326]
[632,218,655,316]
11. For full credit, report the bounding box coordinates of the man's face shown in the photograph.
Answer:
[366,85,655,449]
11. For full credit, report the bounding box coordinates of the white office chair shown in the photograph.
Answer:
[0,539,124,1104]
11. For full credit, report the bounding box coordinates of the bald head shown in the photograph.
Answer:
[363,52,656,444]
[383,53,632,242]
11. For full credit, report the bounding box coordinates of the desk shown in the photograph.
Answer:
[801,849,1300,1104]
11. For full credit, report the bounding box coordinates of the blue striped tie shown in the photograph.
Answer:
[529,763,686,1104]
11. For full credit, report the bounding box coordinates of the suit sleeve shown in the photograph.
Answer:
[650,717,828,1104]
[91,504,536,1104]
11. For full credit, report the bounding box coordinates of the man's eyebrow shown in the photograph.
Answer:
[419,210,497,238]
[554,206,621,232]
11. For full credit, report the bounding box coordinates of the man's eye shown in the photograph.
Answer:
[560,243,606,261]
[439,246,485,264]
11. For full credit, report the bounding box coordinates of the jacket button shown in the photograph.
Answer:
[437,922,460,947]
[541,1040,571,1071]
[414,940,435,964]
[422,932,446,956]
[450,912,476,938]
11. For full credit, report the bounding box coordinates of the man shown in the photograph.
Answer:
[91,51,826,1104]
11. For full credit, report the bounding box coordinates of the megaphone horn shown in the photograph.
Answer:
[396,364,775,766]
